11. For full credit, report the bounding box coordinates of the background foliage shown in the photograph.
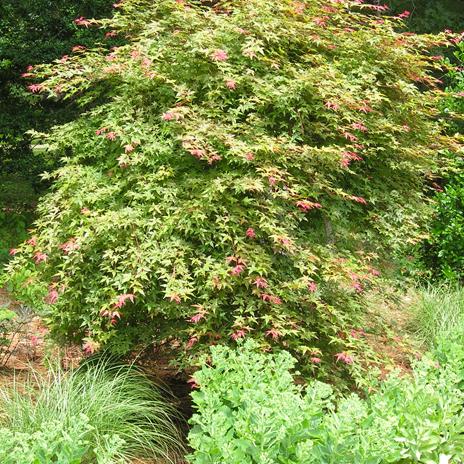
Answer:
[0,0,114,263]
[380,0,464,33]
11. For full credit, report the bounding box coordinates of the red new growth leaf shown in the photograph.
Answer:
[253,277,268,288]
[105,132,117,141]
[261,293,282,304]
[350,195,367,205]
[324,101,340,111]
[246,228,256,238]
[189,312,205,323]
[44,289,59,305]
[308,281,317,292]
[74,17,92,27]
[351,122,368,132]
[335,352,354,364]
[59,239,79,254]
[398,10,410,19]
[212,49,228,61]
[114,293,135,308]
[230,329,247,341]
[230,264,245,276]
[186,336,198,349]
[28,84,43,93]
[33,252,48,264]
[26,236,37,246]
[296,200,322,212]
[265,328,281,340]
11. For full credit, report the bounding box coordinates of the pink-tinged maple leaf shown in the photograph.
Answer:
[105,131,117,141]
[83,340,98,355]
[59,239,79,254]
[81,207,90,215]
[369,268,381,277]
[308,281,317,293]
[230,264,245,276]
[253,277,268,289]
[351,122,368,132]
[324,101,340,111]
[44,289,59,305]
[296,200,322,212]
[208,154,222,165]
[293,1,305,14]
[33,252,48,264]
[95,127,108,135]
[313,16,328,26]
[268,176,277,186]
[105,30,118,38]
[350,195,367,205]
[189,148,204,159]
[211,49,228,62]
[342,131,358,142]
[341,151,362,168]
[225,79,236,89]
[106,53,117,62]
[245,152,254,161]
[397,10,410,18]
[350,328,366,339]
[189,312,205,324]
[100,308,121,318]
[310,357,321,363]
[27,236,37,246]
[231,329,247,341]
[358,104,373,113]
[114,293,135,308]
[72,45,86,52]
[276,236,292,247]
[246,228,256,238]
[187,377,199,389]
[30,335,39,348]
[261,293,282,304]
[265,328,281,340]
[74,16,92,27]
[124,144,135,153]
[352,281,363,293]
[166,293,181,304]
[26,65,33,71]
[335,352,354,364]
[9,248,19,256]
[21,72,33,78]
[186,336,198,349]
[28,84,43,93]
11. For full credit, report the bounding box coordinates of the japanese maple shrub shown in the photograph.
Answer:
[4,0,460,367]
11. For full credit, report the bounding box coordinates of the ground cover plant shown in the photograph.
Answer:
[188,339,464,464]
[0,358,184,463]
[3,0,462,377]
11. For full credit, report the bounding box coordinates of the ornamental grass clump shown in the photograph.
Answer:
[0,358,184,463]
[4,0,462,369]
